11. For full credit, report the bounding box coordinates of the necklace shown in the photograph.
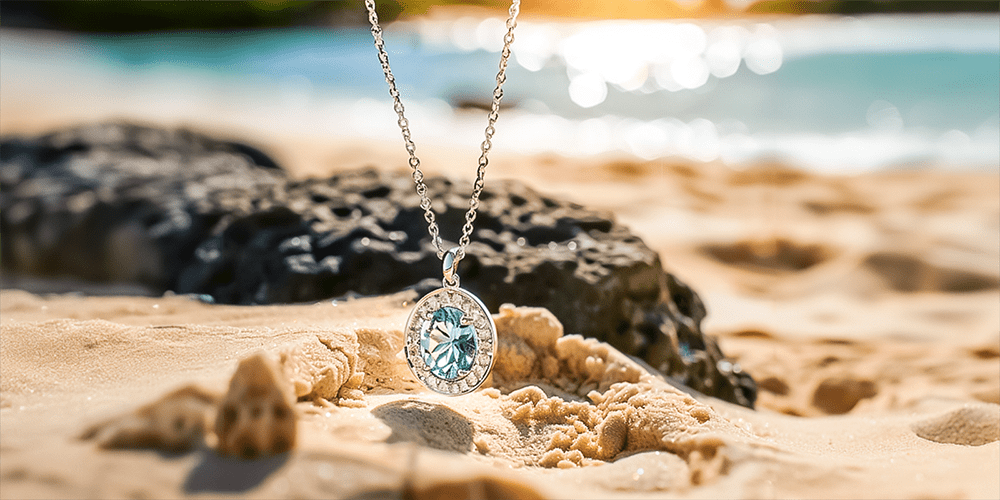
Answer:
[364,0,520,395]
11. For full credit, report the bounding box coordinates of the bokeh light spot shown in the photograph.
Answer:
[568,73,607,108]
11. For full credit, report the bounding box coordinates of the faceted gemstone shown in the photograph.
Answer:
[419,306,478,380]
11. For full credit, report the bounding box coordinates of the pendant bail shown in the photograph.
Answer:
[442,246,461,288]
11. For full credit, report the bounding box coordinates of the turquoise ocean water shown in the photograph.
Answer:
[2,14,997,172]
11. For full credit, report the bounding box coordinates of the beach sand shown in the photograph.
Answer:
[1,125,998,499]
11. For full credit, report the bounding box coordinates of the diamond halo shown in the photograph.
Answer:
[404,287,496,395]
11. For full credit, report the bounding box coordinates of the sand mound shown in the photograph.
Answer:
[912,404,1000,446]
[80,385,218,453]
[478,305,734,473]
[214,354,298,458]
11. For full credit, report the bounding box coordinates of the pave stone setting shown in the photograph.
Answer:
[405,287,496,395]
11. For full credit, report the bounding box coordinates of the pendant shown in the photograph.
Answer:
[404,247,496,395]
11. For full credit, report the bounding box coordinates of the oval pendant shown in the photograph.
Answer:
[404,286,496,395]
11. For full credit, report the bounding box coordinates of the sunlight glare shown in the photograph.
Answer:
[706,26,748,78]
[744,24,783,75]
[475,18,506,52]
[670,56,710,90]
[513,24,559,71]
[450,17,480,52]
[577,117,613,155]
[568,72,608,108]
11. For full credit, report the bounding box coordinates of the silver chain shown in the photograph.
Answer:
[364,0,520,265]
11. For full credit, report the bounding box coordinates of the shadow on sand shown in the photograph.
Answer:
[183,450,288,493]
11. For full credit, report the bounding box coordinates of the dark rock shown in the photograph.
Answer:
[0,122,757,408]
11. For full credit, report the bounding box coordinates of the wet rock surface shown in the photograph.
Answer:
[0,123,756,408]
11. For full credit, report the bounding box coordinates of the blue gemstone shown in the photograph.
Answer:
[420,306,478,380]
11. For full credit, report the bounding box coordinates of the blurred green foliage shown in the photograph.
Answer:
[0,1,399,32]
[747,0,998,15]
[1,0,996,32]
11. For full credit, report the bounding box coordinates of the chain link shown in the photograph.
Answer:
[364,0,519,263]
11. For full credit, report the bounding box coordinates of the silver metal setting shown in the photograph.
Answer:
[404,287,497,396]
[442,246,460,288]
